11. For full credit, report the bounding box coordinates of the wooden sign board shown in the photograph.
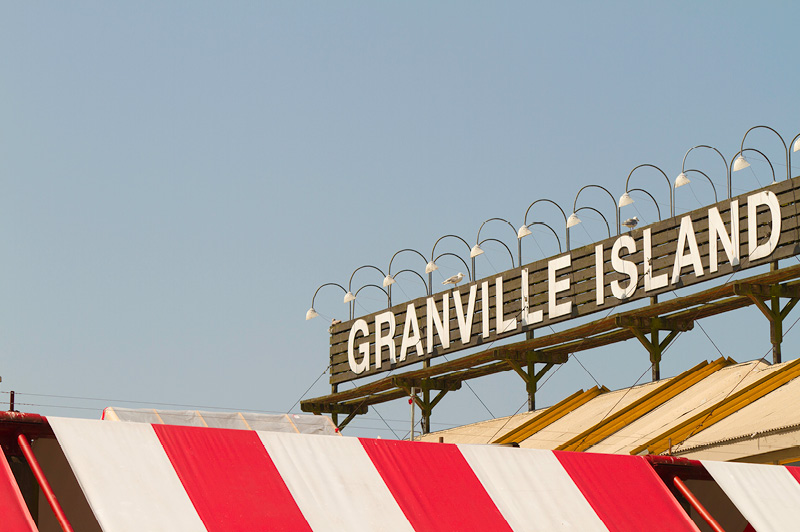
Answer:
[329,178,800,384]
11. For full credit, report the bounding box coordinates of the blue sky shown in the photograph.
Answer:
[1,3,799,438]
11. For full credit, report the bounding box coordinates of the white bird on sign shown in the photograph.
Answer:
[622,216,639,230]
[442,272,464,287]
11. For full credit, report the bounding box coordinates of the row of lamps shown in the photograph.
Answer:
[308,126,800,322]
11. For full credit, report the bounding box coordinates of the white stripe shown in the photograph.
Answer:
[49,417,206,532]
[458,445,609,531]
[702,460,800,532]
[257,432,414,532]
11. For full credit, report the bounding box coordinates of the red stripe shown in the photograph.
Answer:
[0,447,36,532]
[785,464,800,485]
[360,438,513,532]
[153,424,311,532]
[555,451,698,531]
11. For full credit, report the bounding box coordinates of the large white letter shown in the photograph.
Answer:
[426,293,450,353]
[399,303,423,362]
[373,311,396,369]
[748,191,781,261]
[347,319,370,374]
[453,285,478,344]
[708,201,740,272]
[611,235,638,300]
[595,244,605,306]
[521,268,543,325]
[672,216,704,284]
[548,254,572,318]
[495,276,518,333]
[644,228,667,291]
[481,280,491,338]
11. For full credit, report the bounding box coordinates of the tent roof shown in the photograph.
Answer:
[102,407,339,435]
[49,417,699,531]
[421,358,800,462]
[3,415,800,529]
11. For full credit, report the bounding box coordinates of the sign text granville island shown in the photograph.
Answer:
[329,179,800,384]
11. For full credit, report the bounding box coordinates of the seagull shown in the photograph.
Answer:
[442,272,464,287]
[331,318,342,326]
[622,216,639,230]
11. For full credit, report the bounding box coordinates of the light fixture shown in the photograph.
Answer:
[733,155,750,172]
[305,308,319,320]
[618,192,633,208]
[425,261,438,274]
[382,275,395,287]
[674,172,691,188]
[794,137,800,153]
[517,224,532,239]
[566,212,581,228]
[343,291,356,303]
[470,244,484,258]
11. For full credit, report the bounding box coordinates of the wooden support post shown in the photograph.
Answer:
[525,329,535,410]
[507,352,555,412]
[337,409,360,431]
[331,383,338,426]
[733,282,800,364]
[422,360,431,434]
[392,376,461,435]
[616,316,693,381]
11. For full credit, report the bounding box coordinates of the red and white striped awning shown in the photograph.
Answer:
[47,417,701,532]
[702,460,800,532]
[0,446,36,531]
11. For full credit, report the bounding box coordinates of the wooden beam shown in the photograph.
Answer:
[733,282,800,300]
[615,316,694,332]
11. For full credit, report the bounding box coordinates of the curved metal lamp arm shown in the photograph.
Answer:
[681,144,729,199]
[310,282,348,308]
[433,252,473,282]
[391,269,429,291]
[521,221,563,253]
[626,188,662,221]
[740,125,789,182]
[729,148,776,194]
[387,248,428,275]
[523,198,568,226]
[476,217,517,244]
[574,206,611,238]
[681,145,728,174]
[353,283,390,299]
[348,264,387,291]
[680,170,718,205]
[477,237,515,268]
[573,184,620,234]
[431,234,471,261]
[791,132,800,179]
[624,164,674,218]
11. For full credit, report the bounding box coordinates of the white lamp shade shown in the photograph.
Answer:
[305,307,319,320]
[470,244,484,258]
[425,261,438,273]
[675,172,691,188]
[517,224,532,239]
[566,212,581,228]
[343,291,356,303]
[618,192,633,208]
[382,275,395,287]
[733,155,750,172]
[793,137,800,153]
